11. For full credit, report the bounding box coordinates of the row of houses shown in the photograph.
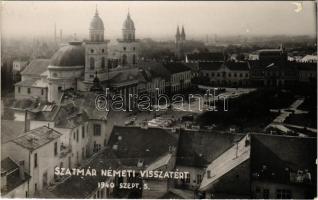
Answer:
[1,91,110,197]
[186,49,317,88]
[47,126,316,199]
[14,57,193,105]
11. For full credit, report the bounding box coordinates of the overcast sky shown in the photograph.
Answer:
[1,1,317,40]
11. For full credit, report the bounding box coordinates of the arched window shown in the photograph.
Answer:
[122,54,127,65]
[101,57,105,68]
[90,57,95,70]
[132,54,136,64]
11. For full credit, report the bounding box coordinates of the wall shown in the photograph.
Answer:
[3,179,28,198]
[174,165,204,190]
[251,180,314,199]
[15,85,48,102]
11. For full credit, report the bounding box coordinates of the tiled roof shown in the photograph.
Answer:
[1,157,31,195]
[14,79,47,88]
[54,104,89,129]
[11,126,62,151]
[1,120,25,144]
[225,61,250,71]
[1,157,18,175]
[251,134,316,185]
[162,62,191,74]
[199,61,223,71]
[20,59,50,76]
[176,130,244,167]
[139,61,170,80]
[61,91,108,120]
[108,126,179,168]
[52,149,121,198]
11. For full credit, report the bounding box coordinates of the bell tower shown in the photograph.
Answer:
[84,7,109,84]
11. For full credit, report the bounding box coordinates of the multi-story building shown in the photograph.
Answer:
[199,61,250,87]
[4,126,62,197]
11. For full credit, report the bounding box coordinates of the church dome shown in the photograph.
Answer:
[50,42,85,67]
[90,11,104,30]
[123,13,135,30]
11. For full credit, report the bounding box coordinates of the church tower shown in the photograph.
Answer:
[84,7,109,83]
[175,25,186,59]
[117,11,139,67]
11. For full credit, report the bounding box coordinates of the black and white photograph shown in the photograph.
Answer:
[0,1,317,199]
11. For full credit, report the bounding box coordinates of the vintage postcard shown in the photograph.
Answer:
[1,1,317,199]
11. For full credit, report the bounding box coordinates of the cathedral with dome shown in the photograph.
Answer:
[15,8,142,104]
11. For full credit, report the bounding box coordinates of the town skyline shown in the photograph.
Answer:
[1,1,317,40]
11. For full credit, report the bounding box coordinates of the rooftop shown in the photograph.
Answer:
[108,126,179,168]
[1,120,25,144]
[15,79,47,88]
[1,157,30,196]
[162,62,191,74]
[176,130,244,167]
[20,59,50,76]
[11,126,62,151]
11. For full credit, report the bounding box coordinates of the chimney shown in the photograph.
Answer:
[18,160,25,181]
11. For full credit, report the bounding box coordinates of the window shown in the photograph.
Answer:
[240,73,243,77]
[185,174,190,183]
[122,54,127,65]
[41,89,44,95]
[34,153,38,168]
[197,174,202,183]
[27,88,31,94]
[207,170,211,178]
[94,124,101,136]
[76,130,79,142]
[263,189,270,199]
[245,73,248,77]
[132,54,136,64]
[101,57,106,68]
[18,87,21,93]
[102,49,105,53]
[217,73,220,77]
[73,131,76,140]
[123,47,126,51]
[34,183,37,192]
[91,49,94,53]
[211,73,215,77]
[234,73,237,77]
[90,57,95,70]
[54,142,58,156]
[228,73,231,77]
[276,189,291,199]
[82,126,85,138]
[133,47,135,50]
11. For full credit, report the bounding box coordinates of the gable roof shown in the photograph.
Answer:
[225,61,250,71]
[108,126,179,168]
[20,59,50,76]
[176,130,244,167]
[11,126,62,151]
[199,61,223,71]
[162,62,191,74]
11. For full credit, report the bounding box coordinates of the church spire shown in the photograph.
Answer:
[181,25,186,40]
[176,25,180,41]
